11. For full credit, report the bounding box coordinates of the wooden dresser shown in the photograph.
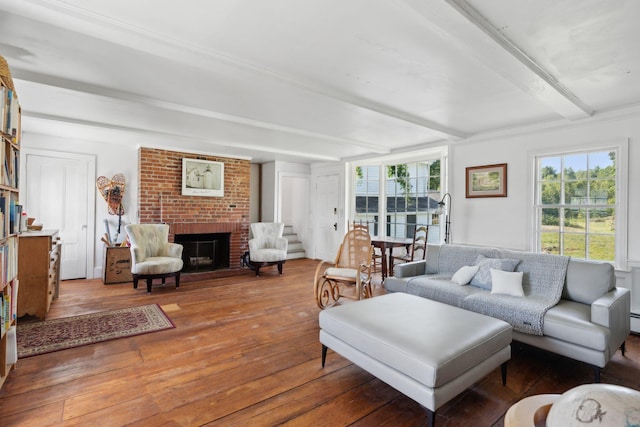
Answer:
[17,230,61,320]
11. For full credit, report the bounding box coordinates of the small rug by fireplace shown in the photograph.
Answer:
[17,304,175,358]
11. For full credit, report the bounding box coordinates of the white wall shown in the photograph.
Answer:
[21,132,138,279]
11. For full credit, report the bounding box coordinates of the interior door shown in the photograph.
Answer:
[23,152,91,280]
[315,174,340,262]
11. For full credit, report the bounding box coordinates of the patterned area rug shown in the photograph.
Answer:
[17,304,175,358]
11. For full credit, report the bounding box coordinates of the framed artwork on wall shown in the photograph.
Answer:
[182,158,224,197]
[465,163,507,198]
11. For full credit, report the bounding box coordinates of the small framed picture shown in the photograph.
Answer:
[465,163,507,198]
[182,158,224,197]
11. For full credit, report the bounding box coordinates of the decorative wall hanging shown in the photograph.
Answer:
[96,173,126,242]
[465,163,507,198]
[182,158,224,197]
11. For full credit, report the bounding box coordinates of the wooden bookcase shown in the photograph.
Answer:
[0,71,21,390]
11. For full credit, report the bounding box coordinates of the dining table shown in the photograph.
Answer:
[370,236,414,280]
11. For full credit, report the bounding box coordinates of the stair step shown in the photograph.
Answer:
[288,241,304,250]
[284,234,299,243]
[286,249,306,260]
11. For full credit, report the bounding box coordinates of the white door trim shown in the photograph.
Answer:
[20,148,97,279]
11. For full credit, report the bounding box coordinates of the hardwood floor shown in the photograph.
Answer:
[1,258,638,426]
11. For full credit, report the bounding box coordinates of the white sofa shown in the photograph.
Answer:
[384,244,631,381]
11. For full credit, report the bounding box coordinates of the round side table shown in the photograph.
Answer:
[505,394,561,427]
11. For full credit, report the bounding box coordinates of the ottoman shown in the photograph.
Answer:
[319,293,512,427]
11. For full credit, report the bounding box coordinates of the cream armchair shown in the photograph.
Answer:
[247,222,288,276]
[125,223,184,293]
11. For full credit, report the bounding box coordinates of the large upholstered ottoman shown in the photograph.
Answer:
[319,293,512,426]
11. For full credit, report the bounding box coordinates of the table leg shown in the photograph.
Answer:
[381,245,388,279]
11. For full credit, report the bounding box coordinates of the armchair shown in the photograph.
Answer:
[125,223,184,293]
[247,222,288,276]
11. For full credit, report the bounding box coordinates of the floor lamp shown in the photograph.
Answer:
[436,193,451,244]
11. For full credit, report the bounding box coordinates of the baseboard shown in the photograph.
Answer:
[631,313,640,334]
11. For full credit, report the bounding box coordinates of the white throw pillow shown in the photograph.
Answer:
[490,268,524,296]
[451,265,480,285]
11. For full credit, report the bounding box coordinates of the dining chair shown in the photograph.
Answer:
[391,225,428,275]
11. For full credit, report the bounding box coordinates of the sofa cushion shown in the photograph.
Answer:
[451,265,479,285]
[470,255,520,290]
[406,275,484,307]
[437,245,500,274]
[490,269,524,297]
[563,260,615,305]
[424,244,440,274]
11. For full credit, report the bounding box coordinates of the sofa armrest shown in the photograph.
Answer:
[393,260,426,278]
[591,287,630,356]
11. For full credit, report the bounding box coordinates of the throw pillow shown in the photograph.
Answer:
[470,255,520,289]
[451,265,480,285]
[490,268,524,297]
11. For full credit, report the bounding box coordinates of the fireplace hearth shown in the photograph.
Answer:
[175,233,230,273]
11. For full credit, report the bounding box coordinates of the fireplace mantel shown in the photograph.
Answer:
[171,222,243,236]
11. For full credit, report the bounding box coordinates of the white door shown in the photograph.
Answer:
[315,174,340,261]
[23,152,92,280]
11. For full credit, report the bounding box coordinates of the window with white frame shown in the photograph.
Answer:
[354,160,442,241]
[534,146,626,266]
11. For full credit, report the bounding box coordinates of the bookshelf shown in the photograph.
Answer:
[0,62,21,390]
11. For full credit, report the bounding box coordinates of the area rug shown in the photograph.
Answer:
[17,304,175,358]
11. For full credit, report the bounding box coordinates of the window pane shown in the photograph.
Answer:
[589,151,615,178]
[540,182,560,204]
[563,154,587,180]
[540,157,560,181]
[590,179,615,204]
[563,233,586,258]
[589,234,615,262]
[589,208,614,233]
[541,208,560,229]
[564,208,585,231]
[540,232,560,254]
[565,181,587,204]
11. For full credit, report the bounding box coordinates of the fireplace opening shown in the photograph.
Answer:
[175,233,230,273]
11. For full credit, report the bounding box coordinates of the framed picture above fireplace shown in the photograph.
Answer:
[182,158,225,197]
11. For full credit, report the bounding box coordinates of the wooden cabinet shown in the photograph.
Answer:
[17,230,61,320]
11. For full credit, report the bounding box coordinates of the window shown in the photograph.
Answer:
[354,160,442,241]
[534,148,621,265]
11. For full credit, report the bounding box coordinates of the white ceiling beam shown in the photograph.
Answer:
[21,111,344,162]
[402,0,594,120]
[13,71,390,155]
[5,0,469,141]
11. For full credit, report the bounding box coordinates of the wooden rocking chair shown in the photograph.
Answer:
[313,227,373,309]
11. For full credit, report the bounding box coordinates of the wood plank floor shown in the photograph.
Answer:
[1,258,638,426]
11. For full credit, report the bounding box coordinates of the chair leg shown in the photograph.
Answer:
[132,275,139,289]
[277,261,283,275]
[175,272,180,289]
[621,340,626,356]
[255,265,261,277]
[146,278,153,293]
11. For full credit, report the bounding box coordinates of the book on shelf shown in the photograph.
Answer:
[6,326,17,364]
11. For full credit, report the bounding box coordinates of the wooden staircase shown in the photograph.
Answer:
[284,225,306,260]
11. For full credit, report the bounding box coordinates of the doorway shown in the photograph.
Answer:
[20,149,96,280]
[314,173,341,262]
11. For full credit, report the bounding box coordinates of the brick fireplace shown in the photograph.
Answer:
[137,147,250,272]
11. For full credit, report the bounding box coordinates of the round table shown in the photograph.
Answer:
[505,394,560,427]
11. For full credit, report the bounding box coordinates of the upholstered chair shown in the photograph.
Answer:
[125,223,184,293]
[247,222,288,276]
